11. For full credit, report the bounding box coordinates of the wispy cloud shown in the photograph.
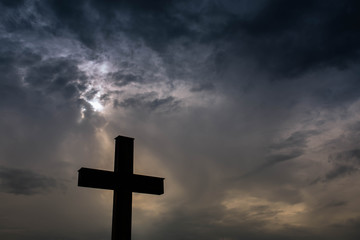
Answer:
[0,167,58,195]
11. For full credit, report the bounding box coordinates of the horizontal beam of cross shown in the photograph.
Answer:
[78,167,164,195]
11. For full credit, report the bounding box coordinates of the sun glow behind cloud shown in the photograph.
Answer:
[77,60,114,115]
[88,94,104,112]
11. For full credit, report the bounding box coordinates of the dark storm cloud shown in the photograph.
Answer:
[323,200,347,208]
[324,165,357,181]
[241,150,304,179]
[270,130,320,150]
[330,149,360,165]
[109,71,142,87]
[326,149,360,180]
[4,0,359,83]
[116,93,180,112]
[0,36,85,105]
[24,58,87,99]
[0,41,89,116]
[0,40,41,87]
[218,0,360,78]
[1,0,25,8]
[87,0,360,80]
[244,130,319,176]
[312,149,360,183]
[35,0,185,50]
[190,82,215,92]
[265,150,304,168]
[0,167,57,195]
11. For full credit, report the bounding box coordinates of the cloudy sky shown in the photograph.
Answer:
[1,0,360,239]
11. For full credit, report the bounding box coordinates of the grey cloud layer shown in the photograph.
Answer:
[1,0,360,240]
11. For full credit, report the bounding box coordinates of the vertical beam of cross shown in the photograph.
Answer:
[112,136,133,240]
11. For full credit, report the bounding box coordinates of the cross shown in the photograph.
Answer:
[78,135,164,240]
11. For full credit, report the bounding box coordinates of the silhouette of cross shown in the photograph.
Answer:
[78,135,164,240]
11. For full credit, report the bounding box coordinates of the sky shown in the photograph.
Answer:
[1,0,360,239]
